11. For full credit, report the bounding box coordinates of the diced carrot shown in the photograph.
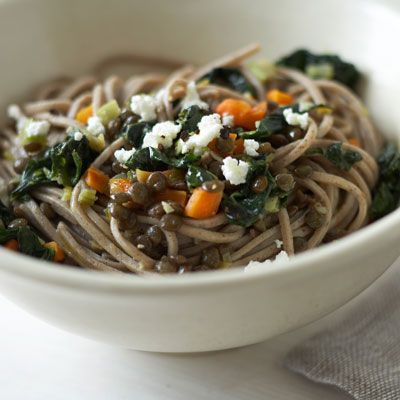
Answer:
[75,104,93,124]
[241,101,267,130]
[4,239,18,251]
[109,178,133,194]
[348,138,361,147]
[184,188,223,219]
[154,189,188,207]
[216,99,267,130]
[233,138,245,154]
[266,89,294,106]
[216,99,252,127]
[85,167,110,195]
[136,169,152,183]
[44,241,65,263]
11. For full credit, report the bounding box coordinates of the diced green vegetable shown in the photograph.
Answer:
[61,186,72,202]
[264,196,280,213]
[78,188,97,206]
[85,133,105,152]
[96,100,121,125]
[248,59,276,82]
[305,63,335,80]
[18,119,47,146]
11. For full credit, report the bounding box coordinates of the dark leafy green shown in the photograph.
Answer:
[177,106,205,133]
[307,142,362,171]
[11,135,96,200]
[223,159,274,227]
[277,49,360,89]
[240,110,288,140]
[371,144,400,219]
[200,67,256,96]
[185,166,217,190]
[0,201,13,226]
[125,147,200,171]
[0,226,54,260]
[122,121,154,148]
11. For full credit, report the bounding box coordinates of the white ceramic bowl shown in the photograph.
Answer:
[0,0,399,352]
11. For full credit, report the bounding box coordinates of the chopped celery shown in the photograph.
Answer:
[78,188,97,206]
[96,100,121,125]
[248,59,276,82]
[86,133,105,152]
[265,196,280,213]
[305,63,335,80]
[18,119,48,146]
[61,186,72,202]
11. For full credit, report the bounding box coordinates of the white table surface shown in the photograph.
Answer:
[5,260,395,400]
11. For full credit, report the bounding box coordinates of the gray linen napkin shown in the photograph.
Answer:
[285,262,400,399]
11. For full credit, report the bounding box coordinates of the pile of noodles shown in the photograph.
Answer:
[0,44,383,274]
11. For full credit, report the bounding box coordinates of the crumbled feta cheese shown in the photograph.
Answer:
[283,108,309,130]
[181,81,209,110]
[244,250,289,272]
[74,131,84,141]
[7,104,27,132]
[7,104,22,120]
[244,139,259,157]
[130,94,157,122]
[181,113,222,154]
[142,121,181,149]
[222,113,234,127]
[255,120,261,129]
[87,116,105,136]
[298,101,314,112]
[25,120,50,137]
[274,239,283,249]
[221,156,249,185]
[114,148,136,164]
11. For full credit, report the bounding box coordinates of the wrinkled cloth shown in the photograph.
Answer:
[285,263,400,400]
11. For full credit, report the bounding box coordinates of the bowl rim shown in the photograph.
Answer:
[1,205,399,292]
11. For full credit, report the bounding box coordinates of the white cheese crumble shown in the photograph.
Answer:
[274,239,283,249]
[222,113,234,127]
[244,250,289,272]
[25,120,50,137]
[114,148,136,164]
[7,104,27,132]
[130,94,157,122]
[142,121,181,149]
[283,108,309,130]
[244,139,259,157]
[181,81,209,110]
[87,116,105,136]
[181,113,222,155]
[74,131,84,141]
[221,156,250,185]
